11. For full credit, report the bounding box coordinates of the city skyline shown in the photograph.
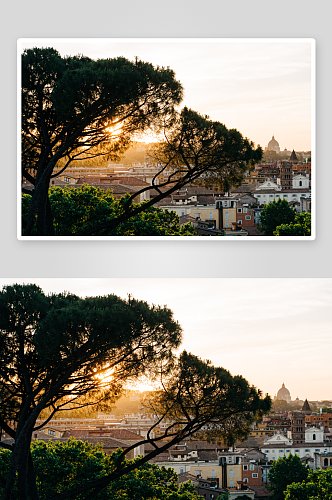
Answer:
[19,38,314,152]
[2,278,330,401]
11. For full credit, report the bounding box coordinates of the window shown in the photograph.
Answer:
[195,213,199,219]
[48,429,55,436]
[195,470,201,477]
[245,215,251,220]
[305,449,310,453]
[279,450,283,453]
[292,194,297,197]
[225,213,229,220]
[243,478,248,483]
[257,195,261,198]
[243,208,247,213]
[243,465,248,470]
[295,449,300,453]
[313,434,316,440]
[237,220,242,224]
[180,468,184,474]
[209,213,213,220]
[226,222,229,228]
[252,473,258,478]
[230,481,233,487]
[315,449,321,452]
[286,450,290,453]
[269,194,273,197]
[181,211,185,216]
[230,470,233,479]
[272,450,275,453]
[237,208,242,213]
[211,470,215,478]
[283,194,288,198]
[299,180,302,186]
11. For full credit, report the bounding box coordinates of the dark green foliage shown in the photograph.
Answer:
[274,212,311,236]
[22,47,183,235]
[259,199,296,236]
[268,454,308,500]
[0,284,270,500]
[151,107,262,193]
[21,47,262,236]
[72,108,262,236]
[0,440,203,500]
[285,468,332,500]
[0,283,181,500]
[22,186,196,236]
[146,351,271,447]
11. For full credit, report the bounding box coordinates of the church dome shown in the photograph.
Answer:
[276,383,291,403]
[267,136,280,152]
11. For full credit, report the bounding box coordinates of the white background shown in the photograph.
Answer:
[1,0,331,278]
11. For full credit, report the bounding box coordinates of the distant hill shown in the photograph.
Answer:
[116,142,159,165]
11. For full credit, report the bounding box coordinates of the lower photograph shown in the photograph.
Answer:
[0,278,330,500]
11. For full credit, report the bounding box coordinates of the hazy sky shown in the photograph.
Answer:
[2,278,330,401]
[19,38,313,152]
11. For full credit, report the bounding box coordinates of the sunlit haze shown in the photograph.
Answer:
[19,38,313,152]
[2,278,329,401]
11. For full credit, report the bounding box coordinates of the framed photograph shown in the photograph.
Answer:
[18,38,315,240]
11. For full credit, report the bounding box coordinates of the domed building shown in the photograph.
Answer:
[275,382,291,403]
[265,135,280,153]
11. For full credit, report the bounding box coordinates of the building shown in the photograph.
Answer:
[289,150,298,163]
[241,461,264,486]
[279,161,293,191]
[305,413,332,430]
[301,399,313,416]
[275,383,292,403]
[261,440,332,464]
[265,136,280,153]
[291,412,305,444]
[293,174,310,189]
[314,452,332,469]
[235,205,256,227]
[305,427,324,443]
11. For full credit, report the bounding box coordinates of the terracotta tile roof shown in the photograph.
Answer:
[96,429,144,440]
[62,428,144,440]
[152,197,173,206]
[61,429,91,438]
[242,226,264,236]
[149,452,171,463]
[108,176,150,186]
[254,189,310,194]
[179,215,197,226]
[196,195,216,205]
[198,450,219,461]
[75,180,139,194]
[177,472,198,484]
[250,485,273,498]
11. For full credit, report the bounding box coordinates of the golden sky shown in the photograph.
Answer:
[19,38,313,152]
[2,278,329,401]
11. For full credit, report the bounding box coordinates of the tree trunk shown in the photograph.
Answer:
[27,451,40,500]
[17,435,30,500]
[24,179,55,236]
[1,433,36,500]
